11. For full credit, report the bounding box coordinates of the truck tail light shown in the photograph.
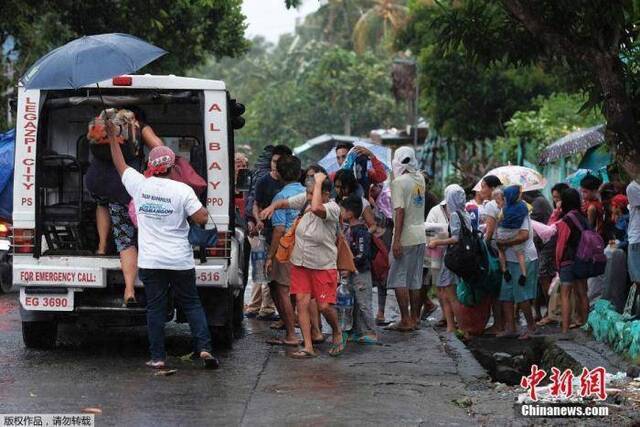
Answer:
[112,75,132,86]
[205,232,232,258]
[12,228,34,254]
[0,221,11,238]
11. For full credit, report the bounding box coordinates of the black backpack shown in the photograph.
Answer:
[444,210,486,284]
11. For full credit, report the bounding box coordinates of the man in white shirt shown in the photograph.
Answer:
[386,147,426,331]
[107,120,219,370]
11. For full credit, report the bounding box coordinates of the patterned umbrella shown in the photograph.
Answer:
[472,165,547,192]
[538,125,605,165]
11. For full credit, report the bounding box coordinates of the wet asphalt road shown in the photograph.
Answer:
[0,288,487,426]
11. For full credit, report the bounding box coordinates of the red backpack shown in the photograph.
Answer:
[371,234,390,283]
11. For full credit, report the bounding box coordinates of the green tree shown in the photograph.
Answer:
[398,2,560,143]
[189,36,274,109]
[0,0,248,130]
[418,0,640,169]
[352,0,409,53]
[226,44,404,157]
[495,92,604,163]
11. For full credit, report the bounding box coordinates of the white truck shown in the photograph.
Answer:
[12,75,248,349]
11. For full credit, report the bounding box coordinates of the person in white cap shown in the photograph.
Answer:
[106,120,219,370]
[385,146,427,332]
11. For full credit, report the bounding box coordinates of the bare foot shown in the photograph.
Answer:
[536,317,556,326]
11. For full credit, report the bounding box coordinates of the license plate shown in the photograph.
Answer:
[19,288,74,312]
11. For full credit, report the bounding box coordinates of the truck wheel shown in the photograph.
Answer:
[0,278,12,293]
[0,261,12,293]
[208,289,234,349]
[22,321,58,349]
[232,288,244,331]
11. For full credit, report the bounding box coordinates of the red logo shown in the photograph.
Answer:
[520,364,547,401]
[520,366,608,401]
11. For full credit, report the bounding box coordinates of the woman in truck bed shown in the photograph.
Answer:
[85,107,163,307]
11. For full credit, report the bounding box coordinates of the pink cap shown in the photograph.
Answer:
[147,146,176,175]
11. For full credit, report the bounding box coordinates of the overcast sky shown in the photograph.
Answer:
[242,0,321,43]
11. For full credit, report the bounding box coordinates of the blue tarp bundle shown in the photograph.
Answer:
[0,129,15,220]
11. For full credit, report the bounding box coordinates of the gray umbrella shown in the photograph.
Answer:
[538,124,605,165]
[21,33,166,90]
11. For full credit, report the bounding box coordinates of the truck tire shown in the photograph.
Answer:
[0,277,12,293]
[22,321,58,349]
[232,288,244,332]
[208,289,234,349]
[0,258,12,293]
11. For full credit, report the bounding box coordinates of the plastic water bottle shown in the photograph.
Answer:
[250,234,267,283]
[336,277,353,332]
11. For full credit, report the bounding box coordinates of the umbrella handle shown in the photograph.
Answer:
[96,82,107,112]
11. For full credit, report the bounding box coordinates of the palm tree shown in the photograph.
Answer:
[352,0,409,54]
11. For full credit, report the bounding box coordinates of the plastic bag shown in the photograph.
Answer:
[144,156,207,195]
[456,280,478,307]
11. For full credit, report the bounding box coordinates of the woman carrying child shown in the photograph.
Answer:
[495,185,539,339]
[495,185,529,287]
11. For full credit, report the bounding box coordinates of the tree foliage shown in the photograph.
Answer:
[495,92,604,164]
[0,0,248,130]
[417,0,640,168]
[194,39,404,158]
[398,1,561,143]
[352,0,409,53]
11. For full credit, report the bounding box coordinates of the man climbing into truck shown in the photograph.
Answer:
[107,118,220,370]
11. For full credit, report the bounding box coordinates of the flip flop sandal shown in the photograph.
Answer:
[200,354,220,370]
[244,312,258,319]
[384,322,413,332]
[345,332,357,343]
[146,360,166,369]
[434,319,447,327]
[329,338,346,357]
[290,349,317,359]
[375,319,390,326]
[357,335,379,345]
[266,338,301,347]
[569,323,585,329]
[536,317,556,326]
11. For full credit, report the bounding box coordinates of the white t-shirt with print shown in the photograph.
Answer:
[122,168,203,270]
[391,172,427,247]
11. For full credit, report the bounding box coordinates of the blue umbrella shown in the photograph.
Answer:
[21,33,167,89]
[318,140,392,174]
